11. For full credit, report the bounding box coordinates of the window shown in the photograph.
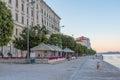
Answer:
[27,19,29,26]
[22,16,24,24]
[21,3,24,11]
[47,13,48,18]
[37,4,38,9]
[31,10,33,17]
[27,7,29,14]
[31,0,34,6]
[31,21,33,26]
[58,29,60,32]
[9,0,12,4]
[44,11,46,16]
[44,20,46,25]
[46,21,48,26]
[37,13,38,20]
[37,13,38,24]
[16,0,18,8]
[16,13,18,21]
[52,25,54,29]
[41,9,43,14]
[31,0,34,2]
[16,28,18,36]
[49,15,50,19]
[42,18,43,23]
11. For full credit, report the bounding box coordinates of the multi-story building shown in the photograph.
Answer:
[76,36,91,49]
[0,0,61,57]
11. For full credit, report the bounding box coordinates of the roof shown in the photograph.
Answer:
[76,36,89,41]
[31,43,62,51]
[31,43,54,51]
[41,0,61,19]
[63,47,74,53]
[50,45,63,52]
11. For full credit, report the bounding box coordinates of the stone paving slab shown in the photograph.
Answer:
[70,59,120,80]
[0,56,120,80]
[0,57,87,80]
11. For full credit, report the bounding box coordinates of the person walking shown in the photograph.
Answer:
[30,51,36,64]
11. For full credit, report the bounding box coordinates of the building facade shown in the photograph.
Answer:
[76,36,91,49]
[0,0,61,57]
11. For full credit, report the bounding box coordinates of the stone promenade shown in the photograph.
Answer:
[0,56,120,80]
[69,58,120,80]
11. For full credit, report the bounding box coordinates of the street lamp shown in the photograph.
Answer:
[60,26,64,56]
[26,1,35,62]
[60,26,64,48]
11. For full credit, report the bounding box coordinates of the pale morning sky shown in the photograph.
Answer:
[44,0,120,52]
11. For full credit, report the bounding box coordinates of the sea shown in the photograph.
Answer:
[102,54,120,68]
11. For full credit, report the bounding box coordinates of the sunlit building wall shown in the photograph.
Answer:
[76,36,91,49]
[1,0,61,57]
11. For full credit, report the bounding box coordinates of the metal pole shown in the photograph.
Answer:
[60,26,64,48]
[26,1,36,63]
[27,25,29,59]
[60,26,64,56]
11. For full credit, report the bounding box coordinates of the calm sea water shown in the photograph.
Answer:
[103,54,120,68]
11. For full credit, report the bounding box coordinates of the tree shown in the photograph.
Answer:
[87,49,96,55]
[13,25,48,51]
[47,34,62,47]
[74,43,82,56]
[0,1,14,52]
[47,33,96,56]
[65,36,76,50]
[80,45,88,55]
[61,35,76,50]
[47,34,76,50]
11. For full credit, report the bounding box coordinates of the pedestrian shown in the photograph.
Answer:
[0,51,3,58]
[97,61,101,69]
[30,51,36,64]
[7,51,12,58]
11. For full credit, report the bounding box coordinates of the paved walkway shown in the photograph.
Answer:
[70,58,120,80]
[0,56,120,80]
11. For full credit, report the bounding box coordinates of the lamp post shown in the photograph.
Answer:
[60,26,64,48]
[60,26,64,56]
[26,1,35,62]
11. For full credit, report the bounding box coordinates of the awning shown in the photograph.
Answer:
[50,45,63,52]
[31,43,63,52]
[31,43,54,51]
[63,47,74,53]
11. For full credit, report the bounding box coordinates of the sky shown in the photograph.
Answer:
[44,0,120,52]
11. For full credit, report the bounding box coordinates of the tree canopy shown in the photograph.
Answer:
[61,35,76,50]
[0,1,14,46]
[47,34,62,47]
[13,25,48,51]
[47,34,96,56]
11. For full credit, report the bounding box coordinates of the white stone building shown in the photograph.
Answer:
[76,36,91,49]
[0,0,61,57]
